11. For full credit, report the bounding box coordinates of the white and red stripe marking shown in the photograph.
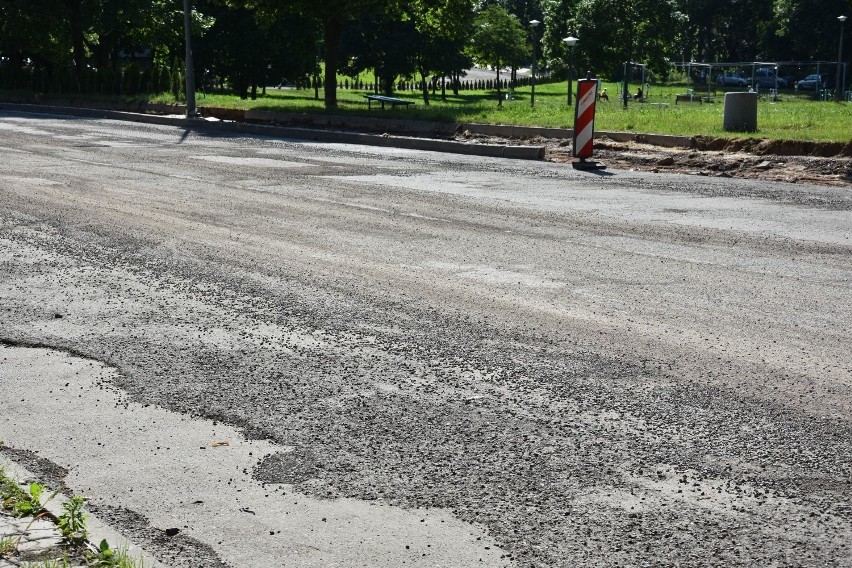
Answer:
[573,79,599,159]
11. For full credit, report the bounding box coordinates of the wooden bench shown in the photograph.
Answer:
[675,93,702,104]
[364,94,415,110]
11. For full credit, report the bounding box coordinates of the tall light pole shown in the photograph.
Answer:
[837,15,847,102]
[530,19,540,107]
[183,0,197,118]
[563,36,579,106]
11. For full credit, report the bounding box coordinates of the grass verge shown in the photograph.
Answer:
[3,80,851,143]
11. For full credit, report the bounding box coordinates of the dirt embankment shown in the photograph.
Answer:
[556,136,852,187]
[690,136,852,158]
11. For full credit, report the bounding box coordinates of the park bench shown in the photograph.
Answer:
[675,93,703,104]
[364,94,415,110]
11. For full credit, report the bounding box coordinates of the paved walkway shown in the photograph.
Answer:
[0,509,86,567]
[0,456,163,568]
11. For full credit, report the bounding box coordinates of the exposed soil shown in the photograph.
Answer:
[460,132,852,188]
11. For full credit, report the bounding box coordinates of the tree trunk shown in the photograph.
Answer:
[419,68,430,105]
[496,66,502,108]
[382,72,394,96]
[322,16,342,110]
[64,0,85,91]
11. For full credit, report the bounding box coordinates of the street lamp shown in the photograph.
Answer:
[563,36,579,106]
[837,15,847,102]
[530,19,540,107]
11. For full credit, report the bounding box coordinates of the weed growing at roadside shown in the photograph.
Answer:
[13,482,44,516]
[1,468,145,567]
[20,558,70,568]
[57,495,88,546]
[0,535,16,555]
[89,539,147,568]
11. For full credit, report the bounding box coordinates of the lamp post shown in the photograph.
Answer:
[563,36,579,106]
[837,15,847,102]
[183,0,197,117]
[530,19,540,107]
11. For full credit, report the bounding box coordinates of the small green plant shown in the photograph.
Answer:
[0,535,17,556]
[91,539,117,566]
[57,495,88,546]
[13,482,44,516]
[1,468,51,520]
[0,469,142,567]
[21,558,72,568]
[88,540,146,568]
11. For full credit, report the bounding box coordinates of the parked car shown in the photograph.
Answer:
[795,74,830,91]
[752,68,788,89]
[716,72,749,87]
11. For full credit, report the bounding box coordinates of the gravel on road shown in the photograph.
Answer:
[1,111,850,567]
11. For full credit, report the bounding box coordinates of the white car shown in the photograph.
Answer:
[716,72,749,87]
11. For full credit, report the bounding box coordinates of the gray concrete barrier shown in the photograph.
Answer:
[723,92,759,132]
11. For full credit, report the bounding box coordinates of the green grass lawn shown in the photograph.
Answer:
[9,77,850,142]
[173,80,851,143]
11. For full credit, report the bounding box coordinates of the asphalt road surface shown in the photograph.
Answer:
[1,111,851,567]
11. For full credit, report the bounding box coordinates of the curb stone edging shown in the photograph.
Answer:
[0,456,167,568]
[0,102,546,161]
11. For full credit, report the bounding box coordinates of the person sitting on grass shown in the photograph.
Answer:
[633,86,644,100]
[598,88,609,101]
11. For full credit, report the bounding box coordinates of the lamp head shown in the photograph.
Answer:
[840,15,848,22]
[563,36,579,47]
[529,19,540,27]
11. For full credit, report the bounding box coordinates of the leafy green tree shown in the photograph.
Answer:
[339,0,474,103]
[539,0,575,76]
[478,0,543,23]
[405,0,476,104]
[569,0,682,79]
[0,0,70,88]
[672,0,772,63]
[340,8,418,97]
[469,4,530,106]
[767,0,850,62]
[226,0,382,109]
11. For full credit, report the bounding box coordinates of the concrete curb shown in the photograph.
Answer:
[459,122,691,148]
[0,455,168,568]
[0,103,546,161]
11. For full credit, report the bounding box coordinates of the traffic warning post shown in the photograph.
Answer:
[572,75,606,170]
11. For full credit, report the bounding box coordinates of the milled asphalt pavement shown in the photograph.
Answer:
[0,109,851,567]
[0,107,543,567]
[2,345,501,567]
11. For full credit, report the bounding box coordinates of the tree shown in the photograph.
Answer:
[0,0,70,82]
[766,0,850,62]
[227,0,382,109]
[195,2,315,99]
[340,8,418,97]
[569,0,683,79]
[408,0,476,104]
[540,0,576,76]
[469,4,530,106]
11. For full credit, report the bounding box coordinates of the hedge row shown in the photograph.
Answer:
[0,61,185,98]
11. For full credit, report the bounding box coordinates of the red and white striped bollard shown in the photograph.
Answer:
[572,76,606,170]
